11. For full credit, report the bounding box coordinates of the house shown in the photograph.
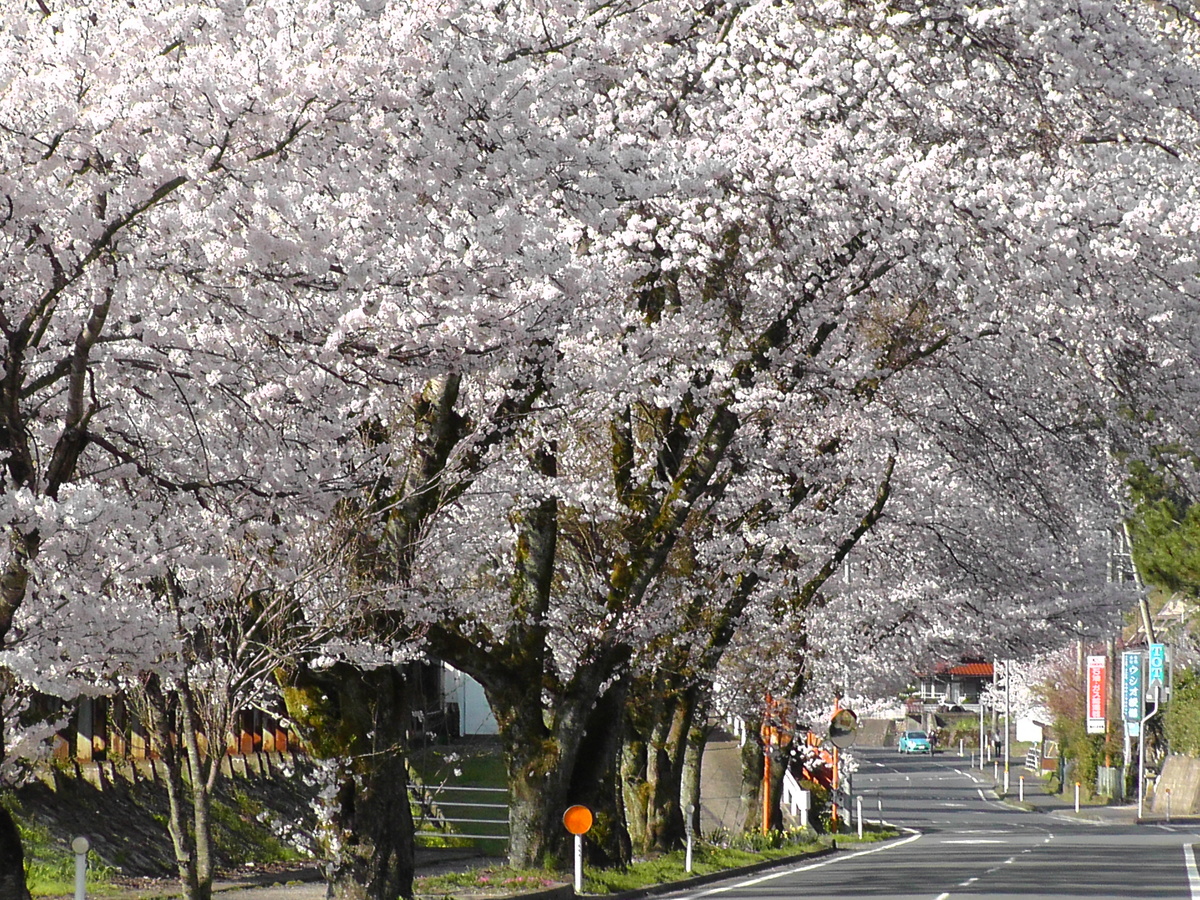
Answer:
[910,660,994,713]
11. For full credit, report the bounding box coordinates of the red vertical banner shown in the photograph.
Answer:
[1086,654,1106,734]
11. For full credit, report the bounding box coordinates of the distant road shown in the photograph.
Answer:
[667,748,1200,900]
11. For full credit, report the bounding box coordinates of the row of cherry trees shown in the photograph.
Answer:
[1,1,1199,898]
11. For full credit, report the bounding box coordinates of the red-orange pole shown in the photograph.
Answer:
[762,694,774,835]
[831,696,842,830]
[762,744,771,835]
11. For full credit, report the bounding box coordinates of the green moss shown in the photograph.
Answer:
[209,788,303,867]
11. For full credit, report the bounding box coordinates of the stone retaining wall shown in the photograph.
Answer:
[1152,755,1200,814]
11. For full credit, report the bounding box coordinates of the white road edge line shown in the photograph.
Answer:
[1185,842,1200,899]
[670,831,923,900]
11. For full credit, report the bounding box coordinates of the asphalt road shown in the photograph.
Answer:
[663,748,1200,900]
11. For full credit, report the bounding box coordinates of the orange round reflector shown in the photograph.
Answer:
[562,804,594,835]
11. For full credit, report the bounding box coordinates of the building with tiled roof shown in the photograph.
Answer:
[910,659,995,713]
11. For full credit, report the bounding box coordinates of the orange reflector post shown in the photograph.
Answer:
[563,804,593,835]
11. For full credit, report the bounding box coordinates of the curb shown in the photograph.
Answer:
[592,845,839,900]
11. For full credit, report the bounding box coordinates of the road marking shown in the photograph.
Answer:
[942,839,1005,844]
[672,831,923,899]
[935,894,950,900]
[955,829,1012,834]
[1185,843,1200,899]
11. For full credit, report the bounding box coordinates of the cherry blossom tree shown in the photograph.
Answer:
[353,0,1200,862]
[2,0,1200,890]
[0,2,413,897]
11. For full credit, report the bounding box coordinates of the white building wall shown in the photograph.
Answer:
[445,665,498,735]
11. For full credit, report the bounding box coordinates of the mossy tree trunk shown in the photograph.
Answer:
[281,663,416,900]
[621,680,695,855]
[680,717,709,837]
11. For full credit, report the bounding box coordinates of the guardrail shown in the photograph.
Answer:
[412,783,510,847]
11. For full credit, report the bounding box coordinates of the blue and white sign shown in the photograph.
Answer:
[1122,651,1143,736]
[1148,643,1167,697]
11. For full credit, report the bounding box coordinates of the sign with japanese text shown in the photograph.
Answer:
[1122,650,1143,737]
[1086,654,1106,735]
[1148,643,1167,690]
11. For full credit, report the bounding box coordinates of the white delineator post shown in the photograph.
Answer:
[856,796,863,839]
[1075,782,1081,813]
[685,803,695,873]
[1019,776,1024,802]
[574,834,584,893]
[562,805,593,894]
[72,836,90,900]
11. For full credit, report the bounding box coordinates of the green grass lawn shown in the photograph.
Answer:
[6,798,116,897]
[409,737,510,856]
[415,825,900,897]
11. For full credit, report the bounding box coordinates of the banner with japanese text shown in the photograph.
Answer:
[1087,654,1106,735]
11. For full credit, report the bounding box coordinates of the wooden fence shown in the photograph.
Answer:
[52,696,296,762]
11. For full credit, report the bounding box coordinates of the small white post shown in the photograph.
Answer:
[72,836,90,900]
[856,796,863,839]
[574,833,584,893]
[993,761,999,782]
[685,803,694,873]
[1019,776,1024,802]
[1166,790,1172,824]
[959,738,964,757]
[877,798,883,827]
[1074,782,1080,813]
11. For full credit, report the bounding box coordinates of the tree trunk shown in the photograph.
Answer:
[177,683,215,900]
[737,720,787,834]
[621,678,705,855]
[0,805,32,900]
[567,680,631,867]
[133,680,203,900]
[282,664,416,900]
[487,676,579,869]
[680,714,710,838]
[483,660,630,869]
[738,716,766,834]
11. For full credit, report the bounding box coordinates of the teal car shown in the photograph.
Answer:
[898,730,933,753]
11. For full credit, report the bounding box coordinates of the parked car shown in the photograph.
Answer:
[898,730,933,754]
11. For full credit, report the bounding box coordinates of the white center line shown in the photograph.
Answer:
[1185,843,1200,899]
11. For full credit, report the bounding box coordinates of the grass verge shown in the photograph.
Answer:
[416,826,899,898]
[4,797,116,897]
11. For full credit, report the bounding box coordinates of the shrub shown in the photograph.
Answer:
[1165,668,1200,756]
